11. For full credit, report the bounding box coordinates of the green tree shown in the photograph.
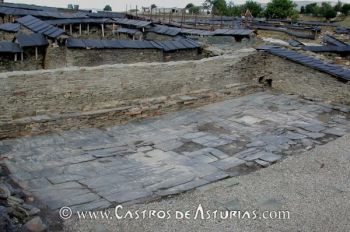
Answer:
[151,4,157,9]
[186,3,195,9]
[305,3,319,15]
[341,3,350,15]
[300,6,305,14]
[226,3,243,17]
[319,2,337,20]
[265,0,296,19]
[334,0,342,12]
[212,0,228,15]
[103,5,112,11]
[242,1,263,17]
[189,6,201,14]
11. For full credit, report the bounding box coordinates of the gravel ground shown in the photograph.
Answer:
[63,134,350,232]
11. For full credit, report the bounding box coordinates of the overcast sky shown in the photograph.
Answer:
[6,0,350,11]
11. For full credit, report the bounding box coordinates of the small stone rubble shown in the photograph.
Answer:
[0,92,349,212]
[0,166,46,232]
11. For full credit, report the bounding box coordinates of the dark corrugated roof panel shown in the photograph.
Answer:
[0,2,58,12]
[288,39,304,47]
[16,33,48,47]
[335,27,350,34]
[66,38,200,51]
[323,35,349,47]
[150,25,181,36]
[116,28,141,35]
[16,15,65,38]
[0,6,86,19]
[113,18,152,28]
[0,41,22,53]
[0,23,20,32]
[88,11,125,19]
[303,45,350,53]
[45,18,113,25]
[156,39,200,52]
[258,46,350,81]
[66,38,156,49]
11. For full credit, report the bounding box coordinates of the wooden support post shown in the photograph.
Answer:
[70,24,72,34]
[21,52,23,61]
[133,35,135,40]
[180,10,184,28]
[79,24,82,35]
[14,53,17,61]
[63,24,66,31]
[35,47,38,60]
[101,24,105,37]
[195,14,198,28]
[112,23,115,34]
[87,24,90,35]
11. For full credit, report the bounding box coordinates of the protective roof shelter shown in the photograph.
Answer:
[113,18,152,29]
[0,41,22,61]
[150,25,182,36]
[323,35,349,47]
[88,11,125,19]
[16,15,65,38]
[0,41,22,53]
[44,18,114,26]
[0,6,86,19]
[66,38,201,52]
[258,46,350,82]
[15,33,48,47]
[0,23,20,33]
[303,45,350,54]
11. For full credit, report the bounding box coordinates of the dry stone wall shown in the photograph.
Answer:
[0,50,259,138]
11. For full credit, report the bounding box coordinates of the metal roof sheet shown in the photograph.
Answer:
[0,6,86,19]
[16,15,65,38]
[113,18,152,28]
[88,11,125,19]
[0,2,58,12]
[323,35,349,47]
[0,41,22,53]
[258,46,350,81]
[16,33,48,47]
[150,25,182,36]
[44,18,113,25]
[66,38,200,51]
[335,27,350,34]
[116,28,141,35]
[303,45,350,53]
[0,23,20,32]
[288,39,304,47]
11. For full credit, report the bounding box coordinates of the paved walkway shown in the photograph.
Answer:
[64,133,350,232]
[1,92,350,211]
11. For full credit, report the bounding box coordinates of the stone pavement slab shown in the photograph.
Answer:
[1,92,350,211]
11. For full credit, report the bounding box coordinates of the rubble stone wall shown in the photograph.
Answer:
[65,48,164,66]
[0,50,257,138]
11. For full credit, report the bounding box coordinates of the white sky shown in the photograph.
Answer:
[5,0,350,11]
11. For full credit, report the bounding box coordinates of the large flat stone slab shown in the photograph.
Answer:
[2,92,350,211]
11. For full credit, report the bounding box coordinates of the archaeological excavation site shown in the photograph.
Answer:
[0,1,349,232]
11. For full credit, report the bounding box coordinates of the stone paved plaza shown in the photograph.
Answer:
[1,92,350,212]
